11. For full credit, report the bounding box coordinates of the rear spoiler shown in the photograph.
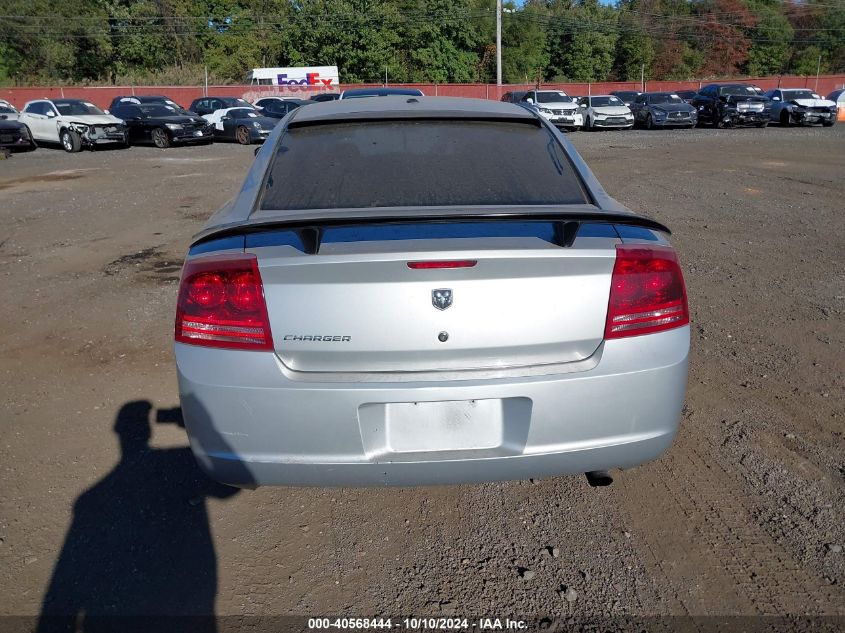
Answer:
[190,211,670,255]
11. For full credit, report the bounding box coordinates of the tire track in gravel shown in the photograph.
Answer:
[621,414,845,616]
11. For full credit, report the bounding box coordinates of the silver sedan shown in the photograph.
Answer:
[174,97,689,487]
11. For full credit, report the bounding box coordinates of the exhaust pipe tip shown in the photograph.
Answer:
[585,470,613,487]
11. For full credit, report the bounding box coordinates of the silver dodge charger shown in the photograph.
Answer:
[174,96,689,488]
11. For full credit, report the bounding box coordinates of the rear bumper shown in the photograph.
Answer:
[176,326,689,487]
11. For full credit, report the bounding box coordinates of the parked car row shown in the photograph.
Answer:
[2,83,839,156]
[0,87,430,154]
[501,83,839,132]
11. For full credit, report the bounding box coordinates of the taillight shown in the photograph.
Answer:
[605,244,689,339]
[175,254,273,350]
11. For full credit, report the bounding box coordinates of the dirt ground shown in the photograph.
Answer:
[1,125,843,628]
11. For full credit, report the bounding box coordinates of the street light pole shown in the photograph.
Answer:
[496,0,502,87]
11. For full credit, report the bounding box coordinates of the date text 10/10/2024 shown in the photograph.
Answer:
[307,618,529,630]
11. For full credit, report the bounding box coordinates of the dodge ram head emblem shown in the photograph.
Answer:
[432,288,453,311]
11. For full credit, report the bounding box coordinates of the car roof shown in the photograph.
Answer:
[288,96,534,125]
[113,95,169,100]
[342,88,424,97]
[258,96,310,103]
[707,83,758,88]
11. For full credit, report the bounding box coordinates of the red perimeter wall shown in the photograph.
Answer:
[2,76,844,110]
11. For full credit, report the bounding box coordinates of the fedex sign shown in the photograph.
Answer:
[247,66,339,90]
[277,72,334,87]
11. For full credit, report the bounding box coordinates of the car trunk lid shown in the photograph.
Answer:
[251,232,619,373]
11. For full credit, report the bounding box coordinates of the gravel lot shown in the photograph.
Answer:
[1,125,843,628]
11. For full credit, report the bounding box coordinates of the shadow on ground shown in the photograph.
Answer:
[37,400,247,632]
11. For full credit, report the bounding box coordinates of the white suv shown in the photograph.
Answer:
[18,98,127,152]
[520,90,584,131]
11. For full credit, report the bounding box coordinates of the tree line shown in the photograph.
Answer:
[0,0,842,86]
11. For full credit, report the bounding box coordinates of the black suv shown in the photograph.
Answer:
[691,84,771,128]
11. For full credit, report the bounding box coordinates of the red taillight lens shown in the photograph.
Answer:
[605,245,689,339]
[175,255,273,350]
[187,273,225,308]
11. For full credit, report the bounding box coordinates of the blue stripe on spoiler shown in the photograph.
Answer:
[322,221,632,243]
[321,222,562,243]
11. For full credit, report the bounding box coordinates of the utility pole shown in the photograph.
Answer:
[496,0,502,87]
[815,54,821,92]
[640,63,645,92]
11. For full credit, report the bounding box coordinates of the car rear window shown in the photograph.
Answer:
[259,120,588,210]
